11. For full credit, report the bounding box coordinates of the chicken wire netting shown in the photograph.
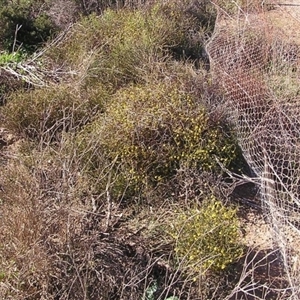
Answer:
[206,2,300,298]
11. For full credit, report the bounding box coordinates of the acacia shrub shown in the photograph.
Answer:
[76,76,238,201]
[170,198,243,273]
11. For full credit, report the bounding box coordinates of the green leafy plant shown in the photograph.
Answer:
[171,198,243,273]
[0,50,26,65]
[0,0,57,53]
[143,280,179,300]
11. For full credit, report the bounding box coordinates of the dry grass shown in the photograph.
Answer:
[0,140,289,299]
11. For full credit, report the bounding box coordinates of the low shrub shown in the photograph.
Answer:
[2,83,109,141]
[46,9,164,81]
[45,2,205,90]
[171,198,243,273]
[76,77,238,201]
[0,0,57,53]
[0,70,27,106]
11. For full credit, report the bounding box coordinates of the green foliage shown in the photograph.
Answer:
[157,0,213,60]
[77,79,238,200]
[46,3,204,90]
[0,0,57,53]
[171,198,243,273]
[0,50,26,65]
[2,83,109,140]
[143,280,179,300]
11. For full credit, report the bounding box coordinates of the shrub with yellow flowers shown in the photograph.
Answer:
[171,198,243,273]
[76,79,239,200]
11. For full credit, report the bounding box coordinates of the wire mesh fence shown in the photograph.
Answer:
[206,1,300,298]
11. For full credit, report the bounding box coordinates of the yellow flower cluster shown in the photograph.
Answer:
[172,198,243,273]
